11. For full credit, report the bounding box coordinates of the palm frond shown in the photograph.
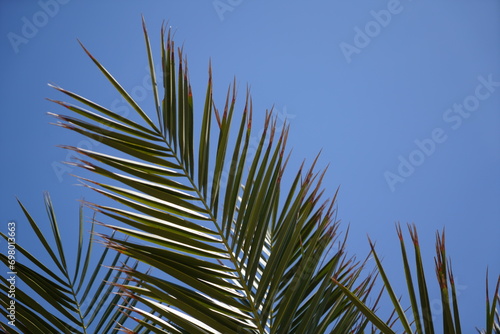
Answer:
[48,19,377,333]
[334,223,500,334]
[0,194,137,333]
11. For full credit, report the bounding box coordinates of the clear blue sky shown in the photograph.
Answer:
[1,0,499,331]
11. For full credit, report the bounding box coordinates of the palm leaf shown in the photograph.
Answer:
[48,19,378,333]
[334,223,500,334]
[0,194,140,333]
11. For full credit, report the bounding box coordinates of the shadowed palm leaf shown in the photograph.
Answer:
[334,223,500,334]
[41,18,380,333]
[0,193,140,334]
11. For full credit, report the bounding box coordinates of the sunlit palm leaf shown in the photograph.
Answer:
[48,19,377,333]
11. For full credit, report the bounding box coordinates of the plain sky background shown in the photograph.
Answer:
[1,0,499,331]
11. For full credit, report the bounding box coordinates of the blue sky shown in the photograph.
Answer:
[1,0,499,331]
